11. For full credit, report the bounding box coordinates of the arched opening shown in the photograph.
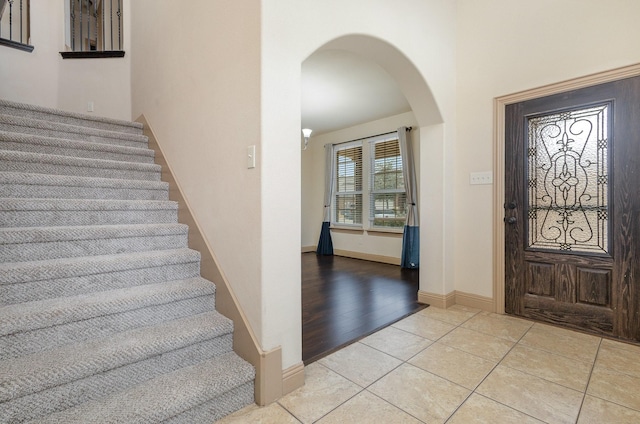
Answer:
[300,34,444,362]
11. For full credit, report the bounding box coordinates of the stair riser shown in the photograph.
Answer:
[0,123,148,149]
[0,105,143,135]
[1,279,216,336]
[1,261,201,305]
[0,233,188,263]
[0,139,155,164]
[0,295,216,361]
[0,312,233,402]
[0,157,161,182]
[0,209,177,227]
[0,182,169,201]
[0,335,233,423]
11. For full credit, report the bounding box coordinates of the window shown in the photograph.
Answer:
[370,138,406,228]
[334,143,363,225]
[62,0,124,58]
[332,133,407,230]
[0,0,33,52]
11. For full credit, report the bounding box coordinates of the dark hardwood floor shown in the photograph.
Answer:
[302,252,426,364]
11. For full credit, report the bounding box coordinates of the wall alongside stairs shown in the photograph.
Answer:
[0,99,255,422]
[139,115,302,404]
[0,1,131,121]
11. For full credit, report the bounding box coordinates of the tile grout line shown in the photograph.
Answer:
[276,361,362,423]
[407,308,484,423]
[274,400,304,424]
[574,337,603,423]
[518,322,603,363]
[369,308,478,423]
[443,317,536,423]
[303,359,378,423]
[579,339,640,415]
[361,389,427,424]
[495,344,593,394]
[435,309,485,423]
[310,308,480,422]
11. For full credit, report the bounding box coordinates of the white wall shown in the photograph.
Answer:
[455,0,640,298]
[0,0,60,107]
[131,0,457,372]
[0,0,131,120]
[130,0,263,357]
[301,111,419,261]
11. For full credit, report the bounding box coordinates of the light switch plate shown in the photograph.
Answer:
[470,171,493,185]
[247,145,256,169]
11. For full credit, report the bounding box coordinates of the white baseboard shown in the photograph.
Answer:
[301,247,401,265]
[418,290,495,312]
[282,362,305,396]
[334,249,400,266]
[455,291,495,312]
[418,290,456,308]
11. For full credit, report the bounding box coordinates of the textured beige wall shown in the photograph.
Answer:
[455,0,640,298]
[129,0,264,353]
[0,0,131,120]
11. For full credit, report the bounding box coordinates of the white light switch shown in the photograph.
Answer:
[470,171,493,185]
[87,101,94,112]
[247,145,256,169]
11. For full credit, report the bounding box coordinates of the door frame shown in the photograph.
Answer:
[493,63,640,314]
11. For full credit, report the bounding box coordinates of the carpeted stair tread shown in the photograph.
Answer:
[0,277,215,336]
[0,223,188,262]
[0,197,178,227]
[0,150,161,181]
[0,171,169,200]
[29,351,255,424]
[1,254,202,306]
[0,99,144,135]
[0,223,186,244]
[0,248,200,286]
[0,114,148,148]
[2,336,234,423]
[0,197,177,212]
[0,130,155,163]
[0,293,216,361]
[0,310,234,403]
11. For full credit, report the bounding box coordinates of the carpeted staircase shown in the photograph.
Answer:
[0,99,255,423]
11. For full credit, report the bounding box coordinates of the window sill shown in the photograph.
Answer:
[330,226,364,234]
[367,228,404,236]
[60,50,125,59]
[0,38,34,52]
[329,226,404,236]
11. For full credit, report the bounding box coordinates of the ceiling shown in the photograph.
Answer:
[301,49,411,136]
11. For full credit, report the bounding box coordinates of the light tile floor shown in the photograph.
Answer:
[217,305,640,423]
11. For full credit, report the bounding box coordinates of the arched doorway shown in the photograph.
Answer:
[300,35,445,362]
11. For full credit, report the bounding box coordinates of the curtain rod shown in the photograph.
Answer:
[329,127,412,147]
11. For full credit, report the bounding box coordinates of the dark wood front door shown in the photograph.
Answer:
[505,75,640,341]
